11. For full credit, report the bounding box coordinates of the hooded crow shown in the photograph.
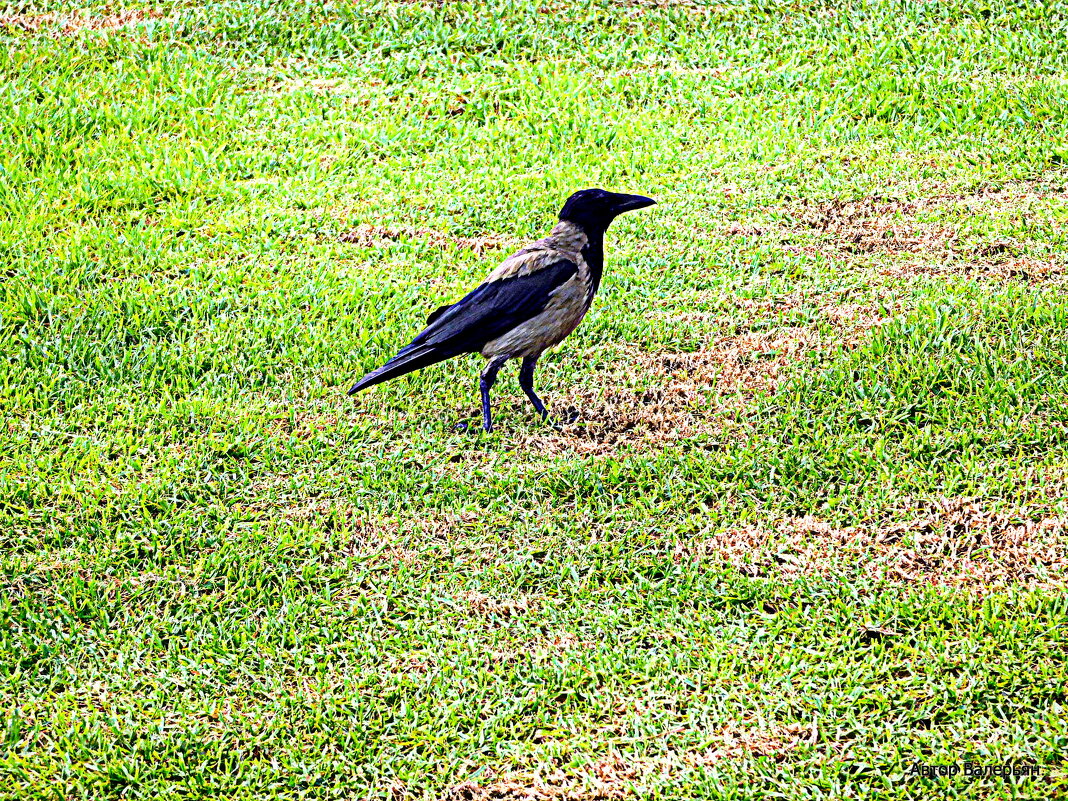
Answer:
[348,188,656,431]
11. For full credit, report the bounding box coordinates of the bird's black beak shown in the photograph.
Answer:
[613,194,657,213]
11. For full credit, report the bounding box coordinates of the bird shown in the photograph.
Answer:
[347,188,656,432]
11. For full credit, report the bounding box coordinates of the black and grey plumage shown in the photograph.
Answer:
[348,188,656,431]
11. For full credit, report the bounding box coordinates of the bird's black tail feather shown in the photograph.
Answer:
[347,343,460,395]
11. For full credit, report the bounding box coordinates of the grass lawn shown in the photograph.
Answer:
[3,1,1068,798]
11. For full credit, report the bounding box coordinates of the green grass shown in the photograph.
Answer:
[3,0,1068,798]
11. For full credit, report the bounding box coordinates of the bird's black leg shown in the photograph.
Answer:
[480,357,507,432]
[518,356,548,420]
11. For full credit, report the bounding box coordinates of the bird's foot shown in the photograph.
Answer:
[561,406,581,425]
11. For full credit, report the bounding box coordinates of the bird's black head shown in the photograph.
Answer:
[558,188,656,234]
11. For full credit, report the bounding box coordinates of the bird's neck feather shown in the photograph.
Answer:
[547,220,588,252]
[581,233,604,297]
[548,219,605,297]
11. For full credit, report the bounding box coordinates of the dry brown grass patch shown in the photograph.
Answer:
[689,721,813,761]
[770,181,1068,272]
[659,329,821,400]
[459,590,534,618]
[518,329,820,455]
[0,7,163,35]
[877,255,1068,284]
[341,224,513,256]
[723,221,768,237]
[795,196,957,256]
[447,723,809,800]
[537,0,723,16]
[952,183,1068,214]
[271,77,372,95]
[685,497,1068,591]
[447,755,657,801]
[487,632,592,665]
[609,0,725,13]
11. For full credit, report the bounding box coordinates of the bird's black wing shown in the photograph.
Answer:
[414,257,578,351]
[426,304,452,325]
[348,256,578,394]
